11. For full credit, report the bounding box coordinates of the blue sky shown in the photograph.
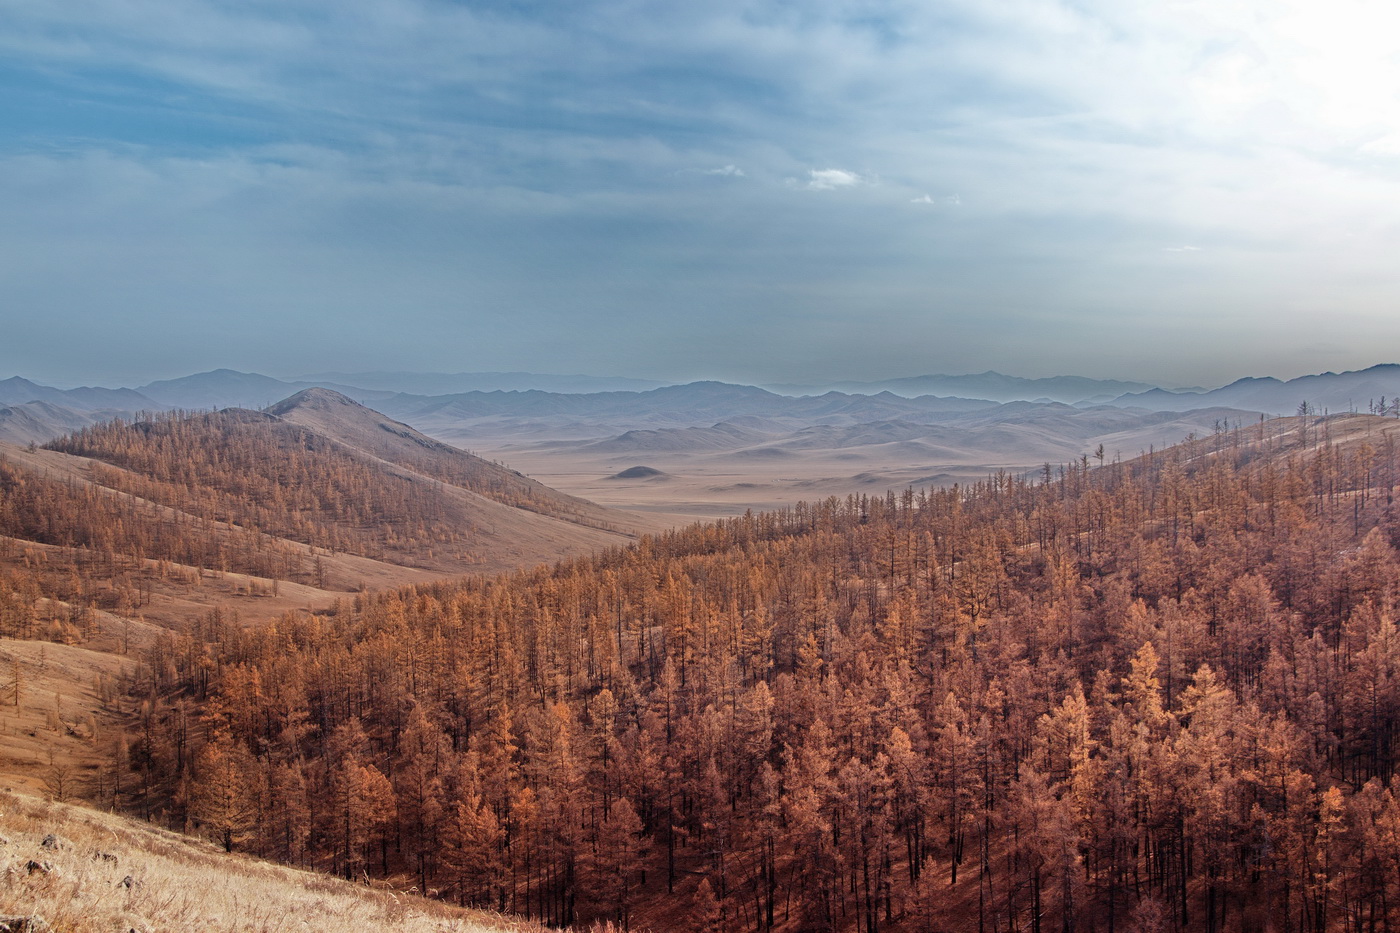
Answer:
[3,0,1400,388]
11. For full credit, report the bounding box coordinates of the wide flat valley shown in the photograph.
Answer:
[460,436,1074,527]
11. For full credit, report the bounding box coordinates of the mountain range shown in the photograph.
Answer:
[1107,364,1400,414]
[0,375,152,409]
[764,371,1167,403]
[5,365,1400,460]
[287,369,668,395]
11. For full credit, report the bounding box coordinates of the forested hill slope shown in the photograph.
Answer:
[34,391,637,576]
[129,412,1400,933]
[265,386,624,533]
[0,394,639,802]
[0,391,638,707]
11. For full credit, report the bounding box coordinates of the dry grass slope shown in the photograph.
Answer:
[0,791,541,933]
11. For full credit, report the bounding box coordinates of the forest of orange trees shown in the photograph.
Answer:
[44,410,476,562]
[116,417,1400,933]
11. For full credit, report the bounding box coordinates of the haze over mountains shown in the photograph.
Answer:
[764,371,1170,403]
[3,387,639,590]
[291,370,668,395]
[0,365,1391,422]
[0,376,152,410]
[6,365,1400,522]
[2,364,1400,431]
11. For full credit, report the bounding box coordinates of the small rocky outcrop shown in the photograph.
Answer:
[607,465,669,480]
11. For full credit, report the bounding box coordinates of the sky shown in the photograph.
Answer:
[3,0,1400,389]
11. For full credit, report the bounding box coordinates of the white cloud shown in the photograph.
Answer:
[704,164,745,176]
[802,168,863,190]
[1163,245,1202,252]
[910,194,934,204]
[1360,133,1400,157]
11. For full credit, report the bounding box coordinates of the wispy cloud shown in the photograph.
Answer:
[703,164,745,177]
[799,169,864,190]
[1162,245,1202,252]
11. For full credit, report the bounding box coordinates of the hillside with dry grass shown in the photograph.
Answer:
[0,790,545,933]
[268,387,624,533]
[44,390,637,570]
[0,390,642,618]
[0,392,643,803]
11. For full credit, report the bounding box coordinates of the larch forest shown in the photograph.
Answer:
[9,411,1400,932]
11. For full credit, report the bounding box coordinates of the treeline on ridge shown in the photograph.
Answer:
[115,415,1400,933]
[45,410,481,562]
[0,452,309,635]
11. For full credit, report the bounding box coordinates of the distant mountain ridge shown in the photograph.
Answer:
[375,381,995,429]
[6,365,1400,450]
[0,375,154,409]
[1106,363,1400,414]
[137,368,394,410]
[765,371,1162,403]
[553,404,1262,466]
[287,369,669,395]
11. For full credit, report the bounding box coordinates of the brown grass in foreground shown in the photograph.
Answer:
[0,791,544,933]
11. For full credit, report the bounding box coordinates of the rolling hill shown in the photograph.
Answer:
[265,387,626,533]
[36,389,637,574]
[0,392,641,797]
[0,400,131,447]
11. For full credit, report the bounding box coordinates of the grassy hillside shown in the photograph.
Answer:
[0,391,639,611]
[0,394,642,799]
[268,387,626,533]
[43,395,637,573]
[0,790,542,933]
